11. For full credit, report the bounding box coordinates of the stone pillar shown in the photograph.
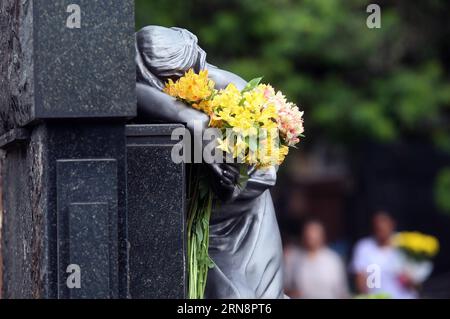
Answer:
[126,124,186,299]
[0,125,129,299]
[0,0,135,298]
[0,1,186,299]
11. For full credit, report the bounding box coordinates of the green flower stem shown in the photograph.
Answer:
[187,165,214,299]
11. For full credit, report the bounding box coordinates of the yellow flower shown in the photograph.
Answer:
[278,144,289,165]
[211,83,241,108]
[393,232,440,258]
[164,72,302,167]
[164,69,214,103]
[216,138,230,153]
[193,100,213,115]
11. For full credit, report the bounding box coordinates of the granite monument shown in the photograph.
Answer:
[0,1,186,299]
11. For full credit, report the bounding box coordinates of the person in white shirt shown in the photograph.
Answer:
[284,220,350,299]
[350,211,417,299]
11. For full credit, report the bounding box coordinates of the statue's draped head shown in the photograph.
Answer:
[136,25,207,90]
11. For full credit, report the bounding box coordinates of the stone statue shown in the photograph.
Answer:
[135,25,284,298]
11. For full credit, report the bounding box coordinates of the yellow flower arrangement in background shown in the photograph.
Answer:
[393,231,439,259]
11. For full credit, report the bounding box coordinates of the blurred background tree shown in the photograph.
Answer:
[435,168,450,215]
[136,0,450,148]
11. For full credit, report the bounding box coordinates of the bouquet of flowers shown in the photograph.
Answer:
[164,69,304,298]
[393,231,439,284]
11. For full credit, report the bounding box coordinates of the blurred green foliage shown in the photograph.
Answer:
[136,0,450,146]
[435,168,450,215]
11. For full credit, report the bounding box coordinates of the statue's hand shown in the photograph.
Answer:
[207,163,241,203]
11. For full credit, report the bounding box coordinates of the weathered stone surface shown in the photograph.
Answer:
[1,123,128,299]
[126,124,186,299]
[0,128,30,149]
[0,125,49,298]
[0,0,35,134]
[0,0,136,134]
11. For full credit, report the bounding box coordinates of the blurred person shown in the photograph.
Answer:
[350,211,417,298]
[284,220,350,299]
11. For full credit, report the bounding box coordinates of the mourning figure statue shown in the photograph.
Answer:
[135,26,284,298]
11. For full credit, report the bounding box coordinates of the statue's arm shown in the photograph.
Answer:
[136,82,241,202]
[136,66,246,127]
[244,166,277,198]
[136,68,277,201]
[206,64,247,90]
[136,82,210,132]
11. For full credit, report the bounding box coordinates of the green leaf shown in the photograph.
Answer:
[195,222,203,243]
[242,77,263,93]
[202,216,209,229]
[208,257,215,269]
